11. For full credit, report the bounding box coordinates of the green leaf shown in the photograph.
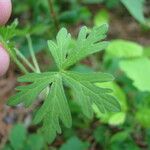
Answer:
[8,81,49,107]
[64,71,114,83]
[25,134,44,150]
[48,24,108,70]
[0,19,27,41]
[108,112,126,125]
[18,72,57,82]
[63,72,120,118]
[7,26,120,143]
[121,0,146,24]
[110,130,130,143]
[34,75,72,142]
[48,28,71,69]
[60,136,90,150]
[94,9,110,27]
[93,126,107,145]
[93,82,127,125]
[7,73,55,107]
[144,46,150,58]
[119,57,150,92]
[63,25,108,69]
[0,20,18,40]
[136,108,150,128]
[7,71,119,143]
[9,124,27,150]
[106,40,143,58]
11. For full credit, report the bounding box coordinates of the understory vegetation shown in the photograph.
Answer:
[0,0,150,150]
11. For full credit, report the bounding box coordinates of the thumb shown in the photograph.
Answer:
[0,0,12,25]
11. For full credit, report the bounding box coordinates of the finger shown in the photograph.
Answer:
[0,45,10,76]
[0,0,12,25]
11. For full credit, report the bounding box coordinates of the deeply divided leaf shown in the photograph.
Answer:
[7,25,120,143]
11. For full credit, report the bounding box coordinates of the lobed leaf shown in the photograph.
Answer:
[63,24,109,69]
[48,24,109,70]
[63,72,120,118]
[7,73,56,107]
[7,25,120,143]
[36,76,72,142]
[7,80,50,107]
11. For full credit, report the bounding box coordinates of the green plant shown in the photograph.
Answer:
[1,1,150,149]
[60,136,89,150]
[84,0,149,26]
[94,9,110,27]
[2,23,120,143]
[0,20,41,74]
[120,0,146,24]
[90,38,150,150]
[3,124,45,150]
[105,39,150,92]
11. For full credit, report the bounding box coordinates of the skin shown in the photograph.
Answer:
[0,0,12,25]
[0,0,12,76]
[0,45,10,76]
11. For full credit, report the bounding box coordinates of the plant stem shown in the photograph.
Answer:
[13,58,29,74]
[26,35,41,73]
[10,53,28,74]
[14,48,36,72]
[1,40,28,74]
[48,0,59,31]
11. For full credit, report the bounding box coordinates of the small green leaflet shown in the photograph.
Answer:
[48,24,108,69]
[119,57,150,92]
[0,19,27,41]
[121,0,146,24]
[9,124,27,150]
[60,136,90,150]
[106,39,143,59]
[8,72,56,107]
[63,71,120,118]
[7,24,120,143]
[0,19,18,40]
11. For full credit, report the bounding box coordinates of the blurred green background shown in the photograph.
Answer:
[1,0,150,150]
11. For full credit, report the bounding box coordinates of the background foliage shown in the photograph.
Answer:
[0,0,150,150]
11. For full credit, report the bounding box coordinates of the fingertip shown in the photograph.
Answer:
[0,45,10,76]
[0,0,12,25]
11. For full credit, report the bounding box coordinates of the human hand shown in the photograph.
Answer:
[0,45,10,76]
[0,0,12,25]
[0,0,12,77]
